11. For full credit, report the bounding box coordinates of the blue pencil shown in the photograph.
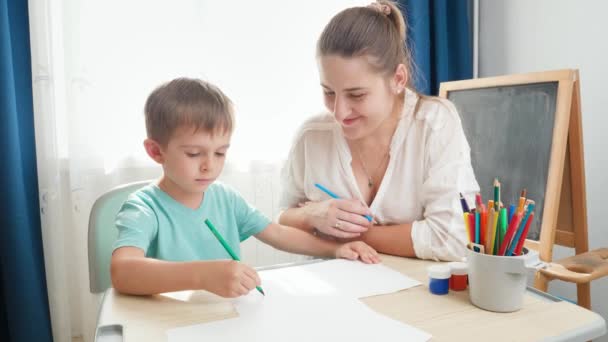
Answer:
[508,204,516,224]
[459,192,471,213]
[506,202,535,256]
[314,183,373,222]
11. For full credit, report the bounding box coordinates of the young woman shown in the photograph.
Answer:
[278,1,479,261]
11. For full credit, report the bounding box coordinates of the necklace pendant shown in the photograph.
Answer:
[368,177,373,188]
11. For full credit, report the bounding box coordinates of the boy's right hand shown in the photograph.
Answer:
[200,260,261,298]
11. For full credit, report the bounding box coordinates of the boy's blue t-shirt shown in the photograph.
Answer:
[113,182,271,261]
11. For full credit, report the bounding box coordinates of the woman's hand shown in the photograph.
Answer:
[335,241,381,264]
[301,199,373,238]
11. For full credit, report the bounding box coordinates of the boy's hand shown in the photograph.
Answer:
[335,241,381,264]
[200,260,261,298]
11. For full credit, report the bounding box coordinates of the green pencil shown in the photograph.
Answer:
[493,179,501,211]
[498,207,508,255]
[204,219,265,296]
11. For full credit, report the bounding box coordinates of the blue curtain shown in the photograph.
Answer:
[400,0,473,95]
[1,0,54,341]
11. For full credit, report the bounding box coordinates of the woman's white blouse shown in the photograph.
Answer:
[279,90,480,261]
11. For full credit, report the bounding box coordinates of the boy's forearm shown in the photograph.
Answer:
[277,207,314,233]
[111,257,204,295]
[259,223,338,258]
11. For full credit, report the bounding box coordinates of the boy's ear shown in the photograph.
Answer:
[144,138,164,164]
[392,63,408,94]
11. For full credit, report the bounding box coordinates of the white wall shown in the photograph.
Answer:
[479,0,608,340]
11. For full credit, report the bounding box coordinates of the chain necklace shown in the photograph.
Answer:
[355,145,390,188]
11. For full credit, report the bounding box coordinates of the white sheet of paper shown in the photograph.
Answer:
[168,293,431,342]
[258,259,421,298]
[167,260,430,342]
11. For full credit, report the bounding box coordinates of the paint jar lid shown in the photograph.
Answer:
[448,262,468,275]
[427,264,451,279]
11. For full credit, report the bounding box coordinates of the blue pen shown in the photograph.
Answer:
[506,202,535,256]
[314,183,373,222]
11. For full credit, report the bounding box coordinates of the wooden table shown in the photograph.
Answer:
[95,255,606,341]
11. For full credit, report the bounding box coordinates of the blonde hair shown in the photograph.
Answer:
[144,78,234,146]
[317,1,415,89]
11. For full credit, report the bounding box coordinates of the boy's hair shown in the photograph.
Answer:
[144,78,234,146]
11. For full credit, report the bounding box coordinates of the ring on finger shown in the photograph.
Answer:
[334,220,342,229]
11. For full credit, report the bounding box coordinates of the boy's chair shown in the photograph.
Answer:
[88,180,151,293]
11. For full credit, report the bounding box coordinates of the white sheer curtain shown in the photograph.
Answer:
[28,1,367,341]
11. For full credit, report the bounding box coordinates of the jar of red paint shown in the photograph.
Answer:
[448,262,468,291]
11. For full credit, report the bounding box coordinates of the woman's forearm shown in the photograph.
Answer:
[277,207,314,233]
[359,223,416,257]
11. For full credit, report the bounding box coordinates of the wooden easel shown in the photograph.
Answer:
[526,70,608,310]
[440,69,608,309]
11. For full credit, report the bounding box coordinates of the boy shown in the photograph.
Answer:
[111,78,380,297]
